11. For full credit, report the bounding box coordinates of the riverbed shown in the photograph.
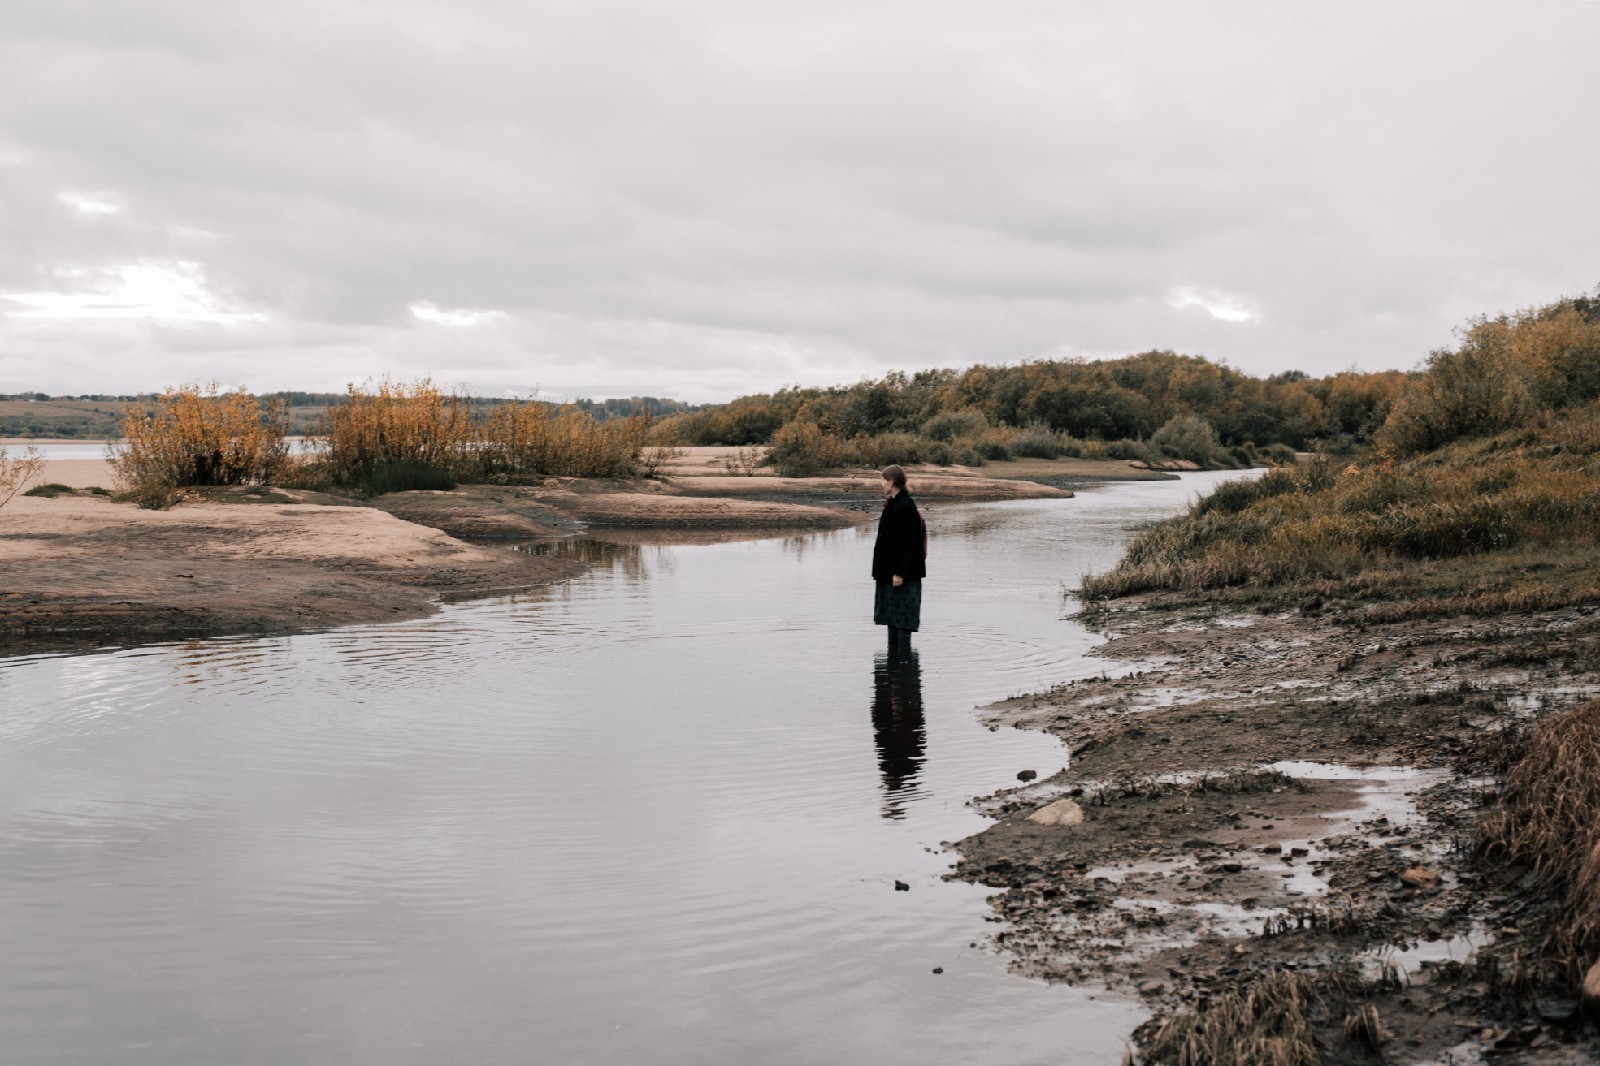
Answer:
[0,472,1245,1065]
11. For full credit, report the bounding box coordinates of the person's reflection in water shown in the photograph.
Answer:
[870,647,926,820]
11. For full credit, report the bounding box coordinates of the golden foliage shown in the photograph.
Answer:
[476,400,648,480]
[320,379,473,479]
[0,444,44,510]
[314,380,650,489]
[109,386,289,505]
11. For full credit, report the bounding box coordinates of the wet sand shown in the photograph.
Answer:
[954,598,1600,1062]
[0,490,585,653]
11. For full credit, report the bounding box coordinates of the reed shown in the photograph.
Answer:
[312,382,651,492]
[108,386,289,508]
[1478,698,1600,990]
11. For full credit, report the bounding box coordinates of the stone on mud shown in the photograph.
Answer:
[1400,866,1441,890]
[1027,798,1085,827]
[1583,960,1600,1010]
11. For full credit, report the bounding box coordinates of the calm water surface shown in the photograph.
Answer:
[0,472,1244,1065]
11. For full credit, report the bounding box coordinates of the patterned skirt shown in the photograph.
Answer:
[874,579,922,632]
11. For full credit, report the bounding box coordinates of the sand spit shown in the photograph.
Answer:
[0,492,583,654]
[954,600,1600,1062]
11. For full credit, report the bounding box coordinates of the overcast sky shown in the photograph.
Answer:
[0,1,1595,402]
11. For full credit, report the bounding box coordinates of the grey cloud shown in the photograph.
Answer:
[1,1,1596,399]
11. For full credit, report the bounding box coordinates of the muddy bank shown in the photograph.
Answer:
[0,492,583,654]
[954,600,1600,1063]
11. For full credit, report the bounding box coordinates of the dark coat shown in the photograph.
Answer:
[872,491,926,582]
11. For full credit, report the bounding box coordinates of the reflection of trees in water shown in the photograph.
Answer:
[870,648,926,820]
[519,537,662,581]
[776,528,843,562]
[166,636,291,688]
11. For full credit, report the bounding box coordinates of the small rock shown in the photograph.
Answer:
[894,880,909,892]
[932,967,943,974]
[1137,981,1165,995]
[1016,769,1038,782]
[1027,799,1085,827]
[1583,959,1600,1007]
[1289,847,1309,857]
[1400,867,1441,890]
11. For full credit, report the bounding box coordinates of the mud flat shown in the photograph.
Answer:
[954,598,1600,1063]
[0,491,583,654]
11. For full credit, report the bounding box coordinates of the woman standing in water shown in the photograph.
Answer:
[872,464,925,648]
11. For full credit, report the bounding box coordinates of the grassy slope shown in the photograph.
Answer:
[1082,402,1600,620]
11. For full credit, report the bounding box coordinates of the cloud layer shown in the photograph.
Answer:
[2,1,1596,400]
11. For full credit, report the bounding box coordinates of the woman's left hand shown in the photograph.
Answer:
[892,575,904,587]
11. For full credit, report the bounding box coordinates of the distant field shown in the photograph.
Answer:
[0,398,123,438]
[0,399,325,438]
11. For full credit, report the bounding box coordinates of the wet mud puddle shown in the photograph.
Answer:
[0,473,1245,1065]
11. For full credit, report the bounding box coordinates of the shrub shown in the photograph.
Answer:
[857,432,925,467]
[110,386,289,497]
[1261,443,1298,465]
[320,379,471,483]
[767,422,853,477]
[1102,438,1155,462]
[1010,422,1063,459]
[475,400,647,480]
[1375,341,1533,457]
[1151,414,1226,466]
[923,408,988,442]
[976,438,1012,461]
[0,445,44,510]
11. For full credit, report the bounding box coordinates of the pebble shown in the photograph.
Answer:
[894,880,909,891]
[1027,799,1085,827]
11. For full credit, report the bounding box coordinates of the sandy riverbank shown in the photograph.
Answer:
[0,454,1083,653]
[0,491,584,654]
[953,597,1600,1063]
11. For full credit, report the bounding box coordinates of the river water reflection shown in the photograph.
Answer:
[0,472,1245,1065]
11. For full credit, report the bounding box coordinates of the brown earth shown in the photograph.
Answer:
[0,490,584,654]
[954,598,1600,1064]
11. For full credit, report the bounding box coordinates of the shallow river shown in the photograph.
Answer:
[0,472,1243,1065]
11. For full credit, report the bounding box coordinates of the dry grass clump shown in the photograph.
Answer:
[1083,404,1600,602]
[475,400,648,480]
[109,386,289,508]
[1478,698,1600,988]
[318,379,472,486]
[1138,970,1320,1066]
[311,380,650,492]
[1136,964,1403,1065]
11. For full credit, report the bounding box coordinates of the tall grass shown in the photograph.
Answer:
[1083,403,1600,600]
[311,380,650,492]
[1478,698,1600,992]
[109,386,289,507]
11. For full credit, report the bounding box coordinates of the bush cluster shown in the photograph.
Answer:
[108,379,652,503]
[109,385,290,508]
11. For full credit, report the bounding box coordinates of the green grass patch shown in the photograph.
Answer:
[21,482,76,498]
